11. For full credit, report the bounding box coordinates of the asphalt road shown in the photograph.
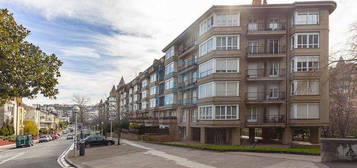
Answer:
[0,137,73,168]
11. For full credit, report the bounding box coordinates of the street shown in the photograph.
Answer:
[0,137,72,168]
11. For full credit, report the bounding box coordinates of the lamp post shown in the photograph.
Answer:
[73,105,80,157]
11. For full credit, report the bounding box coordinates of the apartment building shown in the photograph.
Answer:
[115,0,336,145]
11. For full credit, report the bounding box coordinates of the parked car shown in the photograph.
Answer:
[39,136,50,143]
[82,135,114,148]
[47,135,53,141]
[67,134,74,140]
[51,134,59,140]
[16,135,33,148]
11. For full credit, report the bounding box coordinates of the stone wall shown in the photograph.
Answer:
[321,138,357,162]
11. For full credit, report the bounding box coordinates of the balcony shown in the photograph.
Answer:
[247,23,286,35]
[178,63,197,74]
[246,69,285,80]
[178,41,197,58]
[177,99,197,106]
[177,80,197,90]
[247,114,285,125]
[246,92,285,103]
[246,46,286,58]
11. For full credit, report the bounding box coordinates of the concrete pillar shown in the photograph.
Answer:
[262,128,272,142]
[309,127,320,144]
[249,128,256,143]
[231,127,241,145]
[200,127,206,144]
[282,127,292,145]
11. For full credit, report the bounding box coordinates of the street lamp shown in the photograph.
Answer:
[73,105,80,157]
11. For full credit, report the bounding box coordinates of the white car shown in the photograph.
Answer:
[47,135,53,141]
[39,136,50,143]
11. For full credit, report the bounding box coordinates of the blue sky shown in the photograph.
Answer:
[0,0,356,105]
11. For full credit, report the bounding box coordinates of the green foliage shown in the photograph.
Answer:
[0,124,14,136]
[160,143,320,155]
[129,123,141,129]
[23,120,38,136]
[0,9,63,104]
[39,128,48,134]
[58,121,68,129]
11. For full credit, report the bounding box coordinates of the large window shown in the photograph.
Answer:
[199,16,214,35]
[290,103,319,119]
[291,80,319,95]
[133,85,138,92]
[164,94,174,105]
[199,106,213,120]
[199,37,214,56]
[165,62,175,75]
[142,90,147,98]
[199,105,239,120]
[150,86,156,95]
[291,33,319,49]
[165,46,175,59]
[199,35,240,56]
[215,81,239,96]
[291,56,319,72]
[191,109,198,122]
[199,59,214,78]
[215,14,240,27]
[198,82,214,99]
[133,94,138,101]
[199,81,239,98]
[142,80,148,88]
[165,78,175,90]
[216,58,239,73]
[294,9,319,25]
[142,101,147,109]
[150,73,157,83]
[150,98,156,108]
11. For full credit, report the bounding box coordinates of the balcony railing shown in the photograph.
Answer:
[248,23,286,32]
[246,91,285,101]
[128,116,177,120]
[246,69,285,79]
[177,99,197,105]
[177,80,197,89]
[178,41,196,56]
[247,114,285,124]
[246,46,286,55]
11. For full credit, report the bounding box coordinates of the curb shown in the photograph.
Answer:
[65,153,80,168]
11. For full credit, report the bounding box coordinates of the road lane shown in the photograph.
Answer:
[0,137,73,168]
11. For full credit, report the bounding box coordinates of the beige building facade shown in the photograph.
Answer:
[115,0,336,145]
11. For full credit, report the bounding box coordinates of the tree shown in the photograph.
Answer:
[72,94,90,126]
[0,9,62,104]
[23,120,39,136]
[0,123,14,136]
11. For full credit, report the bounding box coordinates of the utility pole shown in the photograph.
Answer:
[73,106,80,157]
[116,90,121,145]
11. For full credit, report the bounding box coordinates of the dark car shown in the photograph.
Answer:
[82,135,114,148]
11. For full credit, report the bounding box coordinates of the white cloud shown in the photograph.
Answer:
[10,0,356,105]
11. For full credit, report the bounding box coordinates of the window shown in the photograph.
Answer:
[290,103,319,119]
[216,58,239,73]
[199,35,240,56]
[291,56,319,72]
[294,9,319,25]
[150,86,156,95]
[199,106,213,120]
[165,78,175,90]
[199,16,214,35]
[133,85,138,92]
[198,82,214,99]
[199,59,214,78]
[142,80,148,88]
[133,95,138,101]
[191,109,198,122]
[291,80,319,95]
[215,81,240,97]
[199,37,214,56]
[133,104,138,111]
[142,90,147,98]
[199,105,239,120]
[165,46,175,59]
[165,62,175,75]
[142,101,147,109]
[247,107,257,122]
[149,98,156,108]
[129,88,133,94]
[215,14,240,27]
[150,73,157,83]
[291,33,319,49]
[128,96,132,103]
[165,94,174,105]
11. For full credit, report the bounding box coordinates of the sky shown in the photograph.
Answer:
[0,0,356,105]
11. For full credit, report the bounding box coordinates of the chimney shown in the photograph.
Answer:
[252,0,262,5]
[263,0,267,5]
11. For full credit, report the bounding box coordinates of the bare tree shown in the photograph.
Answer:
[72,94,90,126]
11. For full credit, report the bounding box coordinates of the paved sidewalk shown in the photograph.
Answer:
[67,140,356,168]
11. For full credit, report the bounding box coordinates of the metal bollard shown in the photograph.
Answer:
[79,140,85,156]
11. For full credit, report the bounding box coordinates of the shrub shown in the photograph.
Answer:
[23,120,39,136]
[0,124,15,136]
[39,128,48,134]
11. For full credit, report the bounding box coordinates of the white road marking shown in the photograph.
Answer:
[0,152,25,165]
[57,143,75,168]
[122,139,216,168]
